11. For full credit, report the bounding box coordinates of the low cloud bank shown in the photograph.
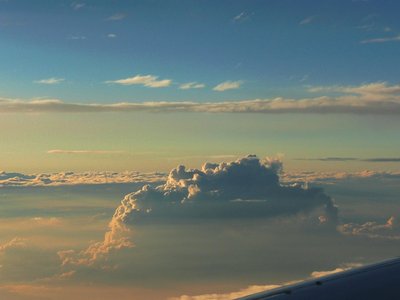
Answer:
[0,171,165,187]
[60,155,338,266]
[339,216,400,240]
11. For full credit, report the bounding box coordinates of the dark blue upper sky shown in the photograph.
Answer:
[1,0,400,102]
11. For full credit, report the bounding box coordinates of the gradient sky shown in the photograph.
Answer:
[1,0,400,172]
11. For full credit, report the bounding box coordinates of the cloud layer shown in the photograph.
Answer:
[2,82,400,114]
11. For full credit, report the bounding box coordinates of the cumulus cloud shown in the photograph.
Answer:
[34,78,64,85]
[179,82,205,90]
[339,216,400,240]
[2,82,400,114]
[213,80,242,91]
[60,155,338,266]
[0,170,165,187]
[106,74,172,88]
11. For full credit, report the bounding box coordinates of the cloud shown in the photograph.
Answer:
[3,82,400,114]
[296,157,400,162]
[47,149,125,155]
[67,35,86,40]
[361,35,400,44]
[213,80,242,92]
[299,16,315,25]
[232,11,253,23]
[106,13,126,21]
[106,74,172,88]
[71,2,85,10]
[179,82,205,90]
[34,78,64,85]
[61,155,338,266]
[170,284,281,300]
[107,33,117,38]
[0,170,165,187]
[339,216,400,240]
[0,237,26,252]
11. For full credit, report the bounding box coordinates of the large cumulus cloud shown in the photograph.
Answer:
[60,155,338,266]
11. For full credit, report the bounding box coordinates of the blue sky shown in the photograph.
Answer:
[1,0,400,102]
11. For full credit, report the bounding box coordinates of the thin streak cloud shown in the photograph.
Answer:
[34,78,64,85]
[47,149,125,155]
[361,35,400,44]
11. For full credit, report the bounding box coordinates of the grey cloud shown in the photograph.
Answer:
[62,155,338,266]
[339,216,400,240]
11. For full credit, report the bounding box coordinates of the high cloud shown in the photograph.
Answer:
[60,155,338,266]
[361,35,400,44]
[179,82,205,90]
[2,82,400,114]
[106,74,172,88]
[34,78,64,85]
[213,80,242,91]
[106,13,126,21]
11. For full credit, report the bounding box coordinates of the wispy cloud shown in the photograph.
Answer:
[67,35,86,40]
[179,82,205,90]
[213,80,242,91]
[361,35,400,44]
[107,33,117,38]
[47,149,125,155]
[299,16,316,25]
[106,13,126,21]
[71,2,85,10]
[232,11,253,23]
[34,78,64,85]
[106,74,172,88]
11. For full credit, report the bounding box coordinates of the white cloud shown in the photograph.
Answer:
[232,11,253,23]
[67,35,86,40]
[106,13,126,21]
[34,78,64,85]
[179,82,205,90]
[47,149,125,155]
[361,35,400,44]
[71,2,85,10]
[213,80,242,91]
[106,74,172,88]
[107,33,117,38]
[299,16,316,25]
[2,82,400,114]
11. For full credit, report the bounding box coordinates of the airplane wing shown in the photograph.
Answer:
[237,257,400,300]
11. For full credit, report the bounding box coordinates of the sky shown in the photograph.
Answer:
[0,1,400,299]
[0,0,400,172]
